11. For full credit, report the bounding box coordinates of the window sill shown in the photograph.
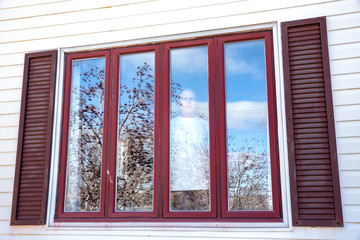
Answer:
[49,220,289,229]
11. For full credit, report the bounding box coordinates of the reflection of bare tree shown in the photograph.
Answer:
[116,63,182,211]
[66,63,104,212]
[66,61,182,212]
[227,137,271,211]
[117,63,154,211]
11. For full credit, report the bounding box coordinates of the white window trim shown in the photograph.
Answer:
[46,20,292,230]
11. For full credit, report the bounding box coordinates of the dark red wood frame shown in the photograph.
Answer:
[109,45,160,218]
[163,39,217,218]
[56,31,282,222]
[57,50,111,218]
[218,32,281,219]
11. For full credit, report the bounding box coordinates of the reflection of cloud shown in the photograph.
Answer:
[171,100,267,131]
[171,101,209,119]
[226,101,267,130]
[120,52,155,69]
[225,57,263,79]
[225,39,265,80]
[171,47,207,74]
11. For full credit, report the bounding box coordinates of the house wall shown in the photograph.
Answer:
[0,0,359,239]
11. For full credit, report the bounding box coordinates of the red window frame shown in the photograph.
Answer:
[108,45,160,218]
[56,31,282,222]
[163,39,217,218]
[57,50,111,219]
[218,32,281,219]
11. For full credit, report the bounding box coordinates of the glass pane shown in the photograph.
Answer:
[116,52,155,212]
[169,46,210,211]
[65,57,105,212]
[225,39,272,211]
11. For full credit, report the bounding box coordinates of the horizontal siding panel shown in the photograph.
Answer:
[0,89,22,102]
[343,205,360,223]
[0,0,67,10]
[328,27,360,46]
[0,126,18,140]
[0,179,13,193]
[340,171,360,188]
[0,166,15,179]
[332,73,360,91]
[330,58,360,75]
[334,105,360,121]
[0,0,338,41]
[0,77,22,91]
[329,42,360,60]
[327,12,360,31]
[0,65,23,79]
[0,193,12,207]
[333,89,360,106]
[0,152,16,166]
[0,53,24,66]
[0,1,358,53]
[336,121,360,138]
[0,140,17,153]
[338,154,360,171]
[0,206,11,220]
[0,102,20,114]
[342,188,360,205]
[337,137,360,154]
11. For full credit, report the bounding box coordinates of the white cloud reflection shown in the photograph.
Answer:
[171,100,267,131]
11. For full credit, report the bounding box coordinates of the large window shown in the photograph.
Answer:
[56,31,281,221]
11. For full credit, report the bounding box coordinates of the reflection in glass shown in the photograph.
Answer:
[116,52,155,212]
[65,57,105,212]
[225,39,272,211]
[170,46,210,211]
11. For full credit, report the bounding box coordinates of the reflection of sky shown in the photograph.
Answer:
[225,39,269,154]
[119,52,155,94]
[170,46,208,102]
[72,57,105,111]
[119,52,155,124]
[120,52,155,86]
[168,41,269,153]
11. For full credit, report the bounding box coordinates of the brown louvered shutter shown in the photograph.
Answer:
[282,17,343,227]
[11,50,57,225]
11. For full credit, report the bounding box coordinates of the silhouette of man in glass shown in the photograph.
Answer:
[170,89,210,211]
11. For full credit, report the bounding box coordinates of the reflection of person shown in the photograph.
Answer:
[170,89,210,211]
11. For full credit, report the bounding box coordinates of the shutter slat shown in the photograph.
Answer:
[11,50,57,226]
[282,17,343,227]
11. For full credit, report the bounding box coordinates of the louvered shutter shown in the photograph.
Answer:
[11,50,57,225]
[282,17,343,227]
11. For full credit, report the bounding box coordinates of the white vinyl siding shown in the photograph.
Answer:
[0,0,359,239]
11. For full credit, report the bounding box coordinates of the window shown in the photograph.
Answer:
[11,17,343,227]
[55,31,281,222]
